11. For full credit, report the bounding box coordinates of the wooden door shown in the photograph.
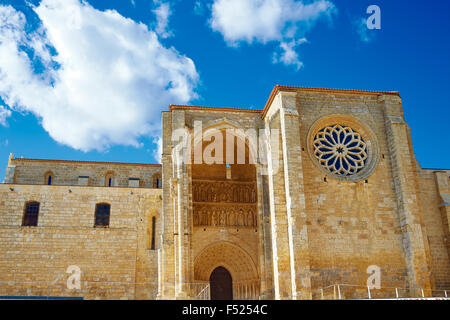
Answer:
[209,267,233,300]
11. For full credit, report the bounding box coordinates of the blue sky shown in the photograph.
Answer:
[0,0,449,180]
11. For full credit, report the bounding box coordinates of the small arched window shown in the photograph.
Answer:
[153,173,161,189]
[23,201,40,227]
[105,172,115,187]
[44,171,53,185]
[94,203,110,227]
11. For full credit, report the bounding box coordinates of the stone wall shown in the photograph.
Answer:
[0,183,162,299]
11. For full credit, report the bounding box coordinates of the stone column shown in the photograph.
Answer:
[174,136,191,299]
[256,165,274,299]
[170,110,191,299]
[381,94,432,296]
[159,111,175,299]
[265,91,311,299]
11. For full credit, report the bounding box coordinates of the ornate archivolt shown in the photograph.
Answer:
[192,180,257,228]
[194,241,259,299]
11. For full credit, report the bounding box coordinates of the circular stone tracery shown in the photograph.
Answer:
[307,115,379,182]
[313,124,368,176]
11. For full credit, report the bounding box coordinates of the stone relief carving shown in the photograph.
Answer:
[193,204,257,228]
[192,181,256,203]
[192,180,257,228]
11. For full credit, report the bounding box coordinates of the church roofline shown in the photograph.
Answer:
[168,85,400,120]
[261,85,401,119]
[11,157,161,167]
[168,104,262,113]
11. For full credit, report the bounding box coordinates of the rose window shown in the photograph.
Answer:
[313,124,368,176]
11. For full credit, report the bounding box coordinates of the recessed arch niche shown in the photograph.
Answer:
[194,241,259,300]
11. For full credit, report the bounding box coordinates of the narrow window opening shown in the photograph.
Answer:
[151,216,156,250]
[105,173,115,187]
[153,174,161,188]
[44,171,54,185]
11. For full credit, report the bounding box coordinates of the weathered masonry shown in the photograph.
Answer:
[1,85,449,299]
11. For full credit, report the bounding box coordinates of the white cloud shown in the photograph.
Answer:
[152,1,173,39]
[0,105,11,126]
[210,0,335,44]
[0,0,198,152]
[272,38,307,70]
[209,0,336,68]
[354,17,374,43]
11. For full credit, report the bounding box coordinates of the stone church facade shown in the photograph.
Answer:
[0,85,449,299]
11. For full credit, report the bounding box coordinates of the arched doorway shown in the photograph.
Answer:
[210,266,233,300]
[194,242,260,299]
